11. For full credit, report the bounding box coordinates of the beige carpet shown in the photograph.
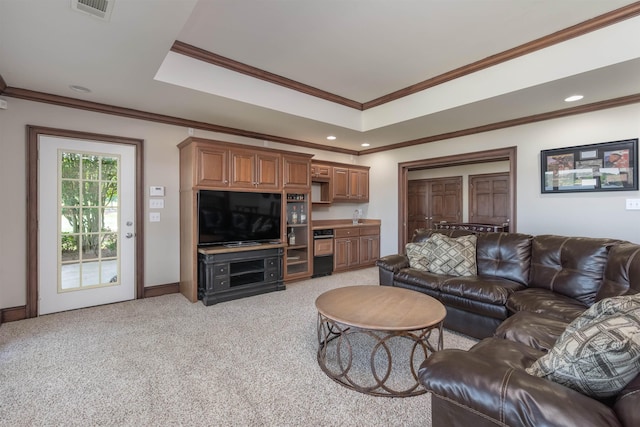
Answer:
[0,267,476,426]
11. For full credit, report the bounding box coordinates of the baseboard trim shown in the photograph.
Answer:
[1,306,27,323]
[143,282,180,298]
[0,282,181,324]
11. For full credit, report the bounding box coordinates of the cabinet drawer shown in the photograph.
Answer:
[335,227,358,238]
[359,226,379,236]
[266,257,280,270]
[213,264,229,276]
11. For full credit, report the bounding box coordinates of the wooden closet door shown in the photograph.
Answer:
[469,172,510,226]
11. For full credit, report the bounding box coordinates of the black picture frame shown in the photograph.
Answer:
[541,138,638,193]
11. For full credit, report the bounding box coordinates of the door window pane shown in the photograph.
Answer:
[58,150,120,291]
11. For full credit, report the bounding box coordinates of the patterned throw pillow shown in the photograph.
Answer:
[526,295,640,398]
[406,242,431,271]
[425,233,477,276]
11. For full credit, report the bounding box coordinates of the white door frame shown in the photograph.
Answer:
[26,126,144,318]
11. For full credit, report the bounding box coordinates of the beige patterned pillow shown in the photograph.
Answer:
[526,295,640,398]
[426,233,477,276]
[406,242,431,271]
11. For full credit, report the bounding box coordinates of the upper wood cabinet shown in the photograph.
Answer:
[332,166,369,202]
[196,145,229,188]
[311,163,332,180]
[178,137,311,192]
[283,154,311,188]
[230,149,281,190]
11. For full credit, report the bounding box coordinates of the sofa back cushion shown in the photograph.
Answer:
[476,232,533,285]
[597,243,640,301]
[411,228,473,243]
[529,235,619,306]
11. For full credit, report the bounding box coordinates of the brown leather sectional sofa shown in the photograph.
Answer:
[377,229,640,426]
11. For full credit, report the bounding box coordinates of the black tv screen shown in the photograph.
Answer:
[198,190,282,246]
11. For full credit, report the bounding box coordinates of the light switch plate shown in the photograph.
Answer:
[149,212,161,222]
[149,199,164,209]
[626,199,640,210]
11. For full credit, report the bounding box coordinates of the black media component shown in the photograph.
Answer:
[198,190,282,246]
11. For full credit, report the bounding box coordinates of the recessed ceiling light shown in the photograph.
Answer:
[69,85,92,93]
[361,143,370,147]
[326,136,336,140]
[564,95,584,102]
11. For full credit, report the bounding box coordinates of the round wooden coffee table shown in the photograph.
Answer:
[315,285,446,397]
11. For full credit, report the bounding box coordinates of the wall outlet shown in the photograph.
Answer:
[626,199,640,210]
[149,212,161,222]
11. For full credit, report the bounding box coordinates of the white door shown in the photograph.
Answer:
[38,136,136,315]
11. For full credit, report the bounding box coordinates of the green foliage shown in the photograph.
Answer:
[60,153,118,257]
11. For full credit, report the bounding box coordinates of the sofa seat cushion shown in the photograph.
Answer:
[506,288,587,323]
[440,293,510,320]
[495,311,569,352]
[419,339,622,427]
[394,268,448,292]
[441,275,526,305]
[527,295,640,399]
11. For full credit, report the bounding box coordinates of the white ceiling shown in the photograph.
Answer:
[1,0,639,152]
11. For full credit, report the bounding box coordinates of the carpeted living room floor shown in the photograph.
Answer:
[0,267,477,426]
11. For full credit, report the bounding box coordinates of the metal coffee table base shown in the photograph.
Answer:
[316,313,443,397]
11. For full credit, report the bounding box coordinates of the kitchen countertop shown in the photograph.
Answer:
[312,219,381,230]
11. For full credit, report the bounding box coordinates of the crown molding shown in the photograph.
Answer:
[360,93,640,155]
[169,3,640,111]
[3,87,359,155]
[170,40,364,110]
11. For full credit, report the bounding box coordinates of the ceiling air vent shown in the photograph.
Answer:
[71,0,114,21]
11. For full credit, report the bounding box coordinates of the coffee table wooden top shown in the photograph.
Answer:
[315,285,446,331]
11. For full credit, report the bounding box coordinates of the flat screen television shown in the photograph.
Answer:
[198,190,282,246]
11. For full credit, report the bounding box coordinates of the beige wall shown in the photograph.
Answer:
[361,104,640,255]
[1,97,639,309]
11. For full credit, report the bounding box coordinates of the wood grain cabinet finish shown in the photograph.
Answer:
[230,149,281,190]
[196,146,229,187]
[283,155,311,188]
[333,225,379,272]
[178,136,312,302]
[311,163,332,180]
[332,166,369,202]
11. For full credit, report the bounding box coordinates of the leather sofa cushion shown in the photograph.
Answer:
[411,228,474,243]
[495,311,568,352]
[597,242,640,300]
[529,235,619,306]
[506,288,587,323]
[476,232,533,285]
[419,339,622,427]
[440,293,509,320]
[440,275,525,305]
[394,268,448,292]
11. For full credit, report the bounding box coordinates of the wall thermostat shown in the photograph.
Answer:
[149,186,165,197]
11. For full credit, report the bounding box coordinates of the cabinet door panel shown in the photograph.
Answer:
[333,168,349,200]
[283,155,310,188]
[197,147,229,187]
[230,150,256,187]
[256,153,280,189]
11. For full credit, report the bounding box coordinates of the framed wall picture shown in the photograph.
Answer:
[541,138,638,193]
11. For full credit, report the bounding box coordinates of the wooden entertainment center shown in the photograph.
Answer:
[178,136,374,304]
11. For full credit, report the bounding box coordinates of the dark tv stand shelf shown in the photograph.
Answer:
[197,244,285,306]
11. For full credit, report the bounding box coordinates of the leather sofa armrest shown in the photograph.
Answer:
[419,349,620,427]
[376,254,409,273]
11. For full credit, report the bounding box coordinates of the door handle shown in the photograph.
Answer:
[125,232,134,239]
